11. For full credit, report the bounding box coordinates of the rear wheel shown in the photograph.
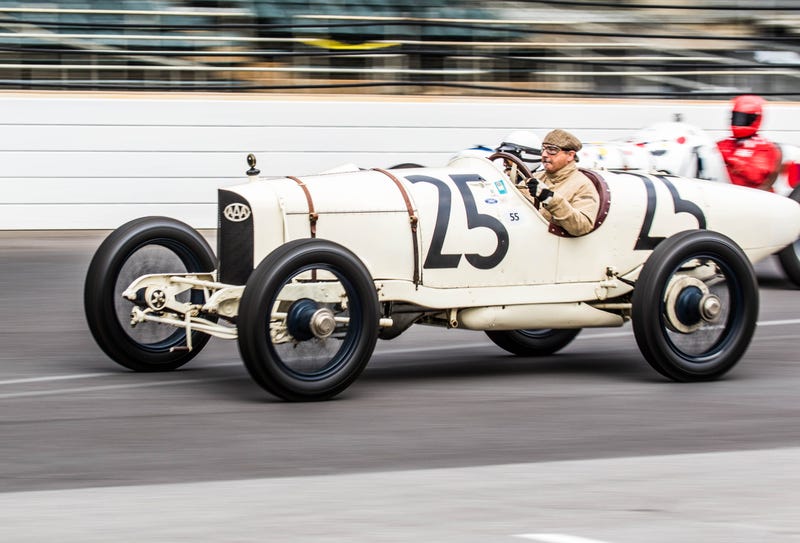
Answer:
[486,328,581,356]
[84,217,217,372]
[632,230,758,381]
[777,185,800,287]
[237,239,380,401]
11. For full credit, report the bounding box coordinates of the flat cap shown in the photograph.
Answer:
[543,129,582,152]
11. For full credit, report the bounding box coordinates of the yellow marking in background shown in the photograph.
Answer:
[302,38,400,50]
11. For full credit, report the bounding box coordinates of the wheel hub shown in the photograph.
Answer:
[700,294,722,322]
[286,298,336,341]
[664,276,720,333]
[308,307,336,338]
[145,287,167,310]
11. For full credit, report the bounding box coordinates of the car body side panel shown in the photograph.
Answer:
[251,173,417,282]
[221,160,800,296]
[400,160,560,288]
[285,210,416,281]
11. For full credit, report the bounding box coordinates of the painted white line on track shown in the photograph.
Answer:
[756,318,800,326]
[0,376,240,400]
[373,330,635,356]
[578,331,632,340]
[515,534,613,543]
[374,342,493,356]
[0,372,111,386]
[0,366,246,388]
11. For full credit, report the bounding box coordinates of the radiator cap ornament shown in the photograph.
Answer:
[246,153,260,180]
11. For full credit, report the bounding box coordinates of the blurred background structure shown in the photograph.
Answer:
[2,0,800,98]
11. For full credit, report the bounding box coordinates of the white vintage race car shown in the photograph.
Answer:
[84,152,800,401]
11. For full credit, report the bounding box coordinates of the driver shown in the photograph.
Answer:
[516,129,599,236]
[716,94,782,191]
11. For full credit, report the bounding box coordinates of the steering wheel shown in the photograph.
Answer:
[488,151,533,184]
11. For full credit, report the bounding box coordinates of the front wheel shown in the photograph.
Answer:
[84,217,217,372]
[486,328,581,356]
[632,230,758,382]
[777,185,800,287]
[237,239,380,401]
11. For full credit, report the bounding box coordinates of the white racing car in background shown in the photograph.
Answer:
[85,150,800,401]
[577,121,800,286]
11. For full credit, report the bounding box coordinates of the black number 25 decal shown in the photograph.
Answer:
[407,174,509,269]
[624,172,706,250]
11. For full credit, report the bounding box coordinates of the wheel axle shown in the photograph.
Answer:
[664,275,720,333]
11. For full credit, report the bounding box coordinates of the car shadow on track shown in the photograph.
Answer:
[197,347,666,403]
[360,350,661,384]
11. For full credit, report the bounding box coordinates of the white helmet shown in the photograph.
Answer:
[496,130,542,163]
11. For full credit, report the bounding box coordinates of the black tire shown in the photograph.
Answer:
[632,230,758,382]
[84,217,217,372]
[237,239,380,401]
[389,163,424,169]
[777,185,800,287]
[486,328,581,356]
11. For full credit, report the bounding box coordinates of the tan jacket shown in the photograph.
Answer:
[516,162,600,236]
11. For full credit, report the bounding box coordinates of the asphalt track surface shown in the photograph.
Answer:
[1,231,800,542]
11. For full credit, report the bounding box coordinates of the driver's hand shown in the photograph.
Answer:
[538,187,554,206]
[525,177,539,197]
[526,177,554,205]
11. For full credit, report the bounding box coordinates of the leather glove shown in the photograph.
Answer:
[525,177,539,197]
[526,177,554,205]
[538,187,554,206]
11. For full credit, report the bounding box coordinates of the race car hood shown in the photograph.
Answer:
[218,168,420,285]
[696,178,800,259]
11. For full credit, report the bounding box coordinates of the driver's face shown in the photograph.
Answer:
[541,148,575,173]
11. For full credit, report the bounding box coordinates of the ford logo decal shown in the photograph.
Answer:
[484,198,498,204]
[223,203,252,222]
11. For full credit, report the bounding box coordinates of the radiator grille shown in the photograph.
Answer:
[217,189,254,285]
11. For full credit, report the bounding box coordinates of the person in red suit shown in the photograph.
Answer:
[716,94,782,191]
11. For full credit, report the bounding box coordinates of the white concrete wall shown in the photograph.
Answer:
[3,92,800,230]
